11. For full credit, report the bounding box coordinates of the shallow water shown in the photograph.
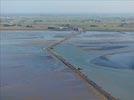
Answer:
[0,31,104,100]
[54,31,134,100]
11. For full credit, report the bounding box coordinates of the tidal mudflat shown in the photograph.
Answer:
[54,31,134,100]
[0,31,106,100]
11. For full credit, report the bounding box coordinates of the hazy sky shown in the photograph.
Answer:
[1,0,134,14]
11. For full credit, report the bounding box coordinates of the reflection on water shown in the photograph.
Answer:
[1,31,105,100]
[54,31,134,100]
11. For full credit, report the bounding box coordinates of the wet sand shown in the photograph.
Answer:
[1,67,106,100]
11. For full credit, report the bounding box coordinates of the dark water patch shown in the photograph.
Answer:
[92,53,134,70]
[77,45,127,50]
[99,46,127,50]
[83,33,121,38]
[78,31,121,37]
[91,56,123,69]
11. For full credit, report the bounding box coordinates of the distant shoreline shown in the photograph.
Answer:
[1,29,134,32]
[1,15,134,32]
[0,29,49,32]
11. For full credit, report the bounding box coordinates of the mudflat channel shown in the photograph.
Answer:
[0,31,105,100]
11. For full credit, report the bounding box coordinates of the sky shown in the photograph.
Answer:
[1,0,134,15]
